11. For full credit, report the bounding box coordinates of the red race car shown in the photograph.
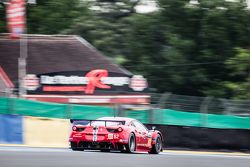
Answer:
[69,117,163,154]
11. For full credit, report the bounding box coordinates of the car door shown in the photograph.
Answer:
[132,120,149,150]
[129,121,141,147]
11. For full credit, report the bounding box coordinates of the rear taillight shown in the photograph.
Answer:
[77,128,85,132]
[107,128,116,133]
[117,127,123,132]
[107,127,123,133]
[72,126,85,132]
[72,126,77,131]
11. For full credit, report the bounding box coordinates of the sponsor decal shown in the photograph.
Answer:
[114,134,119,139]
[73,134,82,138]
[119,139,128,142]
[137,144,148,147]
[108,134,114,140]
[147,138,152,147]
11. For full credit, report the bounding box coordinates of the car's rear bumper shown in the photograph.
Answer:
[70,141,124,150]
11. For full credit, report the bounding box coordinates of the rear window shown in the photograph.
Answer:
[72,121,89,126]
[89,121,124,127]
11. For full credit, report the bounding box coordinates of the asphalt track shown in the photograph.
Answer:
[0,147,249,167]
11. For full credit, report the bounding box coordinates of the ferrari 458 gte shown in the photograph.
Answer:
[69,117,163,154]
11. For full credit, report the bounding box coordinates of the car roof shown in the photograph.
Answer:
[97,117,135,124]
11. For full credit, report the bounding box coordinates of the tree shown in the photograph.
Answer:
[222,48,250,99]
[27,0,89,34]
[64,0,140,60]
[129,0,250,97]
[1,0,250,99]
[0,3,6,33]
[113,0,250,98]
[88,0,139,19]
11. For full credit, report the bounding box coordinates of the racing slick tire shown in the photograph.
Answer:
[70,142,84,151]
[124,133,136,153]
[148,134,162,154]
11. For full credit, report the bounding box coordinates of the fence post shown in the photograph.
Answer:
[8,97,15,115]
[199,96,212,128]
[220,98,230,115]
[148,104,156,124]
[65,104,72,119]
[114,103,122,117]
[155,92,172,124]
[157,92,172,109]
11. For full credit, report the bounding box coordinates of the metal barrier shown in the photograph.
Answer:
[151,93,250,116]
[0,96,250,129]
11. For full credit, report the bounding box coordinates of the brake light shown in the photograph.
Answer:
[107,129,116,133]
[117,127,123,132]
[72,126,77,131]
[72,126,85,132]
[107,127,123,133]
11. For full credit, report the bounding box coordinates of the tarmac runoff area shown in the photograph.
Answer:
[0,146,249,167]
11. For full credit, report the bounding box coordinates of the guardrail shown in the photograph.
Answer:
[0,97,250,129]
[151,93,250,116]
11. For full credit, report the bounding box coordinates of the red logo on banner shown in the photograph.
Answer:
[6,0,26,38]
[85,69,111,94]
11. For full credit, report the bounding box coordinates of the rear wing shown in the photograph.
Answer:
[70,119,125,126]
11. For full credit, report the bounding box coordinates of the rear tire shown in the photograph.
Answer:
[149,134,162,154]
[124,133,136,153]
[70,142,84,151]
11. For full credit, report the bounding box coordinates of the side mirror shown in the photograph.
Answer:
[152,126,156,131]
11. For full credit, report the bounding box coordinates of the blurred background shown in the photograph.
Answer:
[0,0,250,152]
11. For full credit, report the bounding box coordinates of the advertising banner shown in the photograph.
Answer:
[24,69,148,95]
[0,114,23,144]
[6,0,26,38]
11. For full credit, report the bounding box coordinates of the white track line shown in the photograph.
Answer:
[0,146,249,159]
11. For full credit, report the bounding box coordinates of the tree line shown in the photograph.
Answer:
[0,0,249,99]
